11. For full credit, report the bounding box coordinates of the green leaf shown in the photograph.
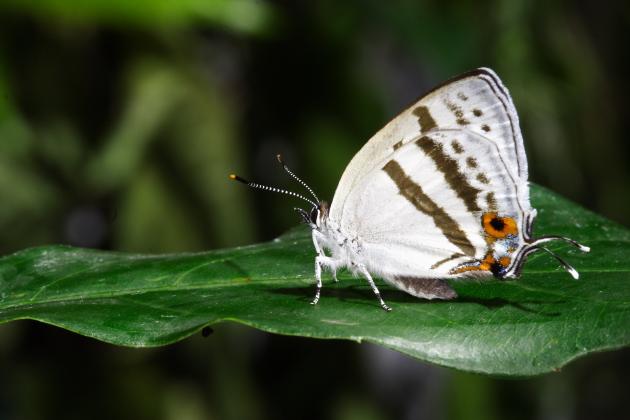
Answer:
[0,185,628,376]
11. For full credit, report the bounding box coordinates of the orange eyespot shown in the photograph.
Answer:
[482,212,518,238]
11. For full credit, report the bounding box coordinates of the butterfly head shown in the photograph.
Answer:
[293,200,328,229]
[312,201,329,228]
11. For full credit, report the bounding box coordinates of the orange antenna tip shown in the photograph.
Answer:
[229,174,250,184]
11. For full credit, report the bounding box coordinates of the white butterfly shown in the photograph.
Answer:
[231,67,589,311]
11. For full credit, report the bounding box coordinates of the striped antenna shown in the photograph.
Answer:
[229,174,318,208]
[276,154,320,203]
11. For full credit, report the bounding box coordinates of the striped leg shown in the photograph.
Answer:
[358,265,391,311]
[311,230,324,305]
[311,229,339,303]
[311,257,323,305]
[311,255,339,305]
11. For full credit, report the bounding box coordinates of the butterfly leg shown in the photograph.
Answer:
[310,230,324,304]
[312,257,323,305]
[312,255,341,305]
[312,230,339,282]
[311,230,337,305]
[358,265,391,312]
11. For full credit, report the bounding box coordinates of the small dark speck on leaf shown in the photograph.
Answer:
[201,326,214,337]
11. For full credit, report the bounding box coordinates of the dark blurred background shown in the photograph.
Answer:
[0,1,628,419]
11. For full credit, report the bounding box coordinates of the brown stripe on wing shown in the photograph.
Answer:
[412,106,437,133]
[382,160,476,257]
[416,136,482,213]
[430,253,465,269]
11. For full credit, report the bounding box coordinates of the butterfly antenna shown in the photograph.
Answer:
[229,174,318,208]
[538,246,580,280]
[276,154,320,203]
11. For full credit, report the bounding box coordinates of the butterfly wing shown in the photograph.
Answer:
[329,67,530,222]
[328,68,533,286]
[338,131,525,275]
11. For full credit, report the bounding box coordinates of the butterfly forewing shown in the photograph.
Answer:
[329,68,530,222]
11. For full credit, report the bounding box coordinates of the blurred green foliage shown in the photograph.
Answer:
[0,0,628,419]
[0,0,274,34]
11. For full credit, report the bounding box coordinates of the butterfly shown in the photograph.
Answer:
[230,67,589,311]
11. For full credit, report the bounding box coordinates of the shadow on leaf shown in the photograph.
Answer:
[272,285,564,316]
